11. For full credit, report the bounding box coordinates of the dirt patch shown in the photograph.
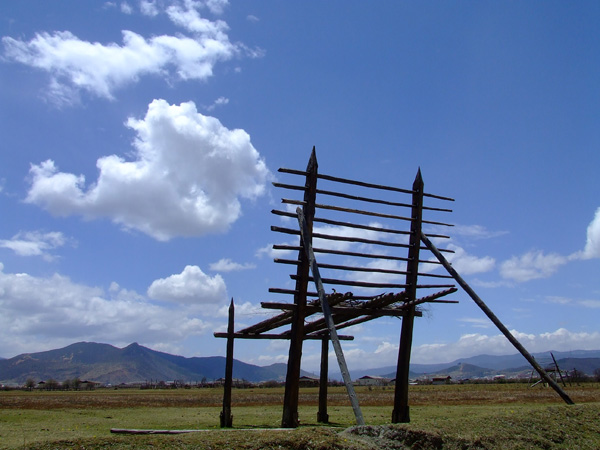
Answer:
[343,425,479,450]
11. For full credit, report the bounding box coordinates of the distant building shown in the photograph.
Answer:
[299,375,320,387]
[355,375,392,386]
[431,376,452,385]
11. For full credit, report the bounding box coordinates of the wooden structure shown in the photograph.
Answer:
[530,353,569,388]
[215,147,573,429]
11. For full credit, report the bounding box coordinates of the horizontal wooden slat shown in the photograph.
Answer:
[282,199,454,227]
[275,258,408,276]
[271,245,447,264]
[277,167,455,202]
[271,226,411,249]
[268,287,376,300]
[289,274,408,289]
[260,302,412,317]
[272,209,414,237]
[214,332,354,340]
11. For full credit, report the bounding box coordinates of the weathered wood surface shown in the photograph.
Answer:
[282,147,318,428]
[278,167,456,202]
[213,332,354,340]
[297,207,365,426]
[220,299,234,428]
[393,169,424,424]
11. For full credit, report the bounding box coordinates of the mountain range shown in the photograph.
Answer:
[328,349,600,381]
[1,342,599,386]
[0,342,296,386]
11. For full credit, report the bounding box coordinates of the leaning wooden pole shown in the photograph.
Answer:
[282,148,318,428]
[220,298,235,427]
[297,207,365,426]
[392,169,424,423]
[420,232,575,405]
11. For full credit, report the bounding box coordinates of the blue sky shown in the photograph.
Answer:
[1,1,599,372]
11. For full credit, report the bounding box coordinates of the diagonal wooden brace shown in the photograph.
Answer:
[296,207,365,426]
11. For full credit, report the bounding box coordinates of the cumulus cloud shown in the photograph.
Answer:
[499,250,567,282]
[140,0,159,16]
[0,263,209,357]
[412,328,600,364]
[446,244,495,275]
[209,258,255,272]
[147,265,227,304]
[1,0,241,105]
[581,207,600,259]
[26,99,270,241]
[0,231,69,261]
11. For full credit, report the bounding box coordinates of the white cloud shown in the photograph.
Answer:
[2,1,239,105]
[452,224,508,239]
[140,0,159,17]
[0,264,209,357]
[120,2,133,14]
[147,265,227,304]
[206,96,229,111]
[0,231,68,261]
[412,328,600,364]
[26,99,270,241]
[581,207,600,259]
[166,1,229,36]
[446,244,495,275]
[457,317,492,329]
[256,242,295,259]
[499,250,567,282]
[209,258,255,272]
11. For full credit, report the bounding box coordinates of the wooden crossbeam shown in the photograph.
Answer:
[261,303,414,317]
[235,292,353,335]
[213,332,354,340]
[277,167,455,202]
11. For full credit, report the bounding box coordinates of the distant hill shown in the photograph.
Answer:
[331,351,600,381]
[0,342,297,386]
[3,343,599,386]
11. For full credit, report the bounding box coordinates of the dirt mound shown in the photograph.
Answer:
[344,424,481,450]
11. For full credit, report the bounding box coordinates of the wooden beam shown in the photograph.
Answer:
[420,231,575,406]
[213,332,354,340]
[393,169,424,424]
[272,245,446,266]
[297,207,365,426]
[220,299,234,428]
[317,337,329,423]
[282,148,317,429]
[277,167,455,202]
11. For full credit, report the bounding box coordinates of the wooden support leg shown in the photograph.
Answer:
[317,337,329,423]
[392,307,415,423]
[220,299,234,428]
[392,170,424,424]
[281,148,318,428]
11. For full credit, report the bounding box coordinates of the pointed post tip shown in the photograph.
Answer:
[413,168,424,189]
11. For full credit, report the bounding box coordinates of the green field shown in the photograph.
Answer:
[1,384,599,449]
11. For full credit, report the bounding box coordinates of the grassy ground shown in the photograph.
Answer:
[1,384,599,449]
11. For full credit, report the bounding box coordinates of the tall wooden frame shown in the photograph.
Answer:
[215,147,573,429]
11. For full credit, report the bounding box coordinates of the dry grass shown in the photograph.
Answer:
[1,383,600,449]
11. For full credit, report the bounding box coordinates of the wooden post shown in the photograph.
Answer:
[420,231,575,406]
[392,169,424,423]
[317,336,329,423]
[282,148,318,428]
[220,298,234,427]
[297,207,365,426]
